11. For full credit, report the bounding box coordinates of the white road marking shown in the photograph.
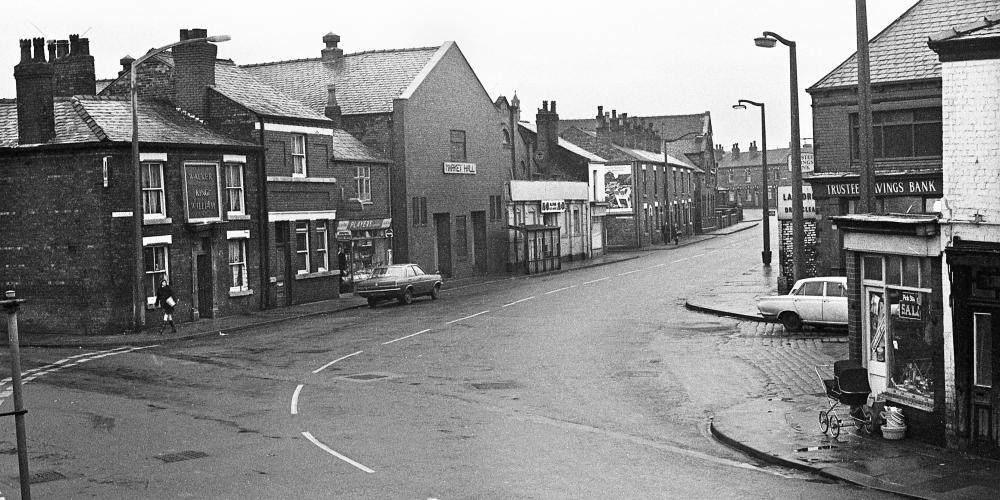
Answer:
[446,310,490,324]
[648,263,666,268]
[312,351,363,374]
[302,431,375,473]
[382,329,431,345]
[582,277,610,285]
[291,384,304,415]
[544,286,574,295]
[616,270,640,276]
[671,257,690,263]
[502,296,536,308]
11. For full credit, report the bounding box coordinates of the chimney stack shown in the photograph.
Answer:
[119,55,134,77]
[325,85,342,128]
[14,37,55,144]
[749,140,758,153]
[52,34,96,97]
[173,28,217,118]
[535,99,560,176]
[595,105,613,153]
[731,143,741,159]
[322,32,344,63]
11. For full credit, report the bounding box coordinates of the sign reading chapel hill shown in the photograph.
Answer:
[184,163,222,222]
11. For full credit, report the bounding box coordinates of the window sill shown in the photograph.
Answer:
[227,214,251,221]
[348,198,374,205]
[229,288,254,297]
[144,217,173,226]
[294,270,337,280]
[267,176,337,184]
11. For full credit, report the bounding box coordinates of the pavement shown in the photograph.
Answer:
[4,219,759,349]
[683,241,1000,499]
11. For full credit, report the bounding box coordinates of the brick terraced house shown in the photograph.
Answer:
[0,35,263,335]
[242,33,511,278]
[101,29,389,306]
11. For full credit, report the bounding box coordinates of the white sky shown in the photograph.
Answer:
[2,0,917,151]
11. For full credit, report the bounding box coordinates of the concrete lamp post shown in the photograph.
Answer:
[130,34,230,332]
[733,99,771,266]
[755,30,804,282]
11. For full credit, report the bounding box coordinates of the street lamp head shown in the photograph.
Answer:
[732,104,746,110]
[206,35,231,43]
[754,36,777,48]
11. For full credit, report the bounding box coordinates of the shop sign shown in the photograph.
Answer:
[183,163,222,222]
[335,230,353,241]
[776,185,816,220]
[337,218,392,231]
[898,291,922,320]
[789,151,815,173]
[818,179,940,198]
[541,200,565,213]
[443,162,477,174]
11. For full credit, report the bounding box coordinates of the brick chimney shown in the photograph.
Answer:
[325,85,342,127]
[536,100,559,176]
[173,28,216,118]
[322,32,344,63]
[715,144,724,162]
[52,34,96,97]
[118,55,134,77]
[595,106,613,153]
[14,37,55,144]
[731,143,741,159]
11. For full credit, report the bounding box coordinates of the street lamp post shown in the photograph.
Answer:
[130,34,230,332]
[733,99,771,266]
[756,30,804,282]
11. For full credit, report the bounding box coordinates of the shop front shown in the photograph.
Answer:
[336,218,393,285]
[836,214,947,445]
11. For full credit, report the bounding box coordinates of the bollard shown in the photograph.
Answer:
[2,290,30,499]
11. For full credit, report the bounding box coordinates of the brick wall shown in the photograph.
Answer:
[99,57,175,103]
[777,219,817,293]
[342,113,393,160]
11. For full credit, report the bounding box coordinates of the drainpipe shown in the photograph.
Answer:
[633,162,641,249]
[257,115,271,310]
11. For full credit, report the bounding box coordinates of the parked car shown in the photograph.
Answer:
[756,276,848,331]
[355,264,442,308]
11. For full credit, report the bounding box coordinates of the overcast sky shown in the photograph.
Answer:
[3,0,918,151]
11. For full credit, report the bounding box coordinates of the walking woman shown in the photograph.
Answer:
[155,279,177,334]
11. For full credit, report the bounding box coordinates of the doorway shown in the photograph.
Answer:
[969,308,999,455]
[435,213,452,277]
[196,252,214,319]
[472,211,487,273]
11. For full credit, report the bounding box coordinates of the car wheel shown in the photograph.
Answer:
[367,298,378,309]
[431,283,440,300]
[399,288,413,305]
[780,312,803,332]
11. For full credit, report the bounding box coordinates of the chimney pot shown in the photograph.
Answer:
[551,100,556,113]
[78,38,90,56]
[542,100,548,112]
[32,37,46,62]
[56,39,69,59]
[69,34,79,55]
[612,109,617,119]
[322,32,344,62]
[596,105,603,118]
[19,39,31,63]
[47,41,57,62]
[323,32,341,48]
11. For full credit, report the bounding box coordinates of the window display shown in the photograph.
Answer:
[887,288,934,399]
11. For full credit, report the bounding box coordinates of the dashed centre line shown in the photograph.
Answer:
[312,350,363,374]
[446,310,490,324]
[544,286,575,295]
[382,329,431,345]
[583,277,610,285]
[617,270,640,276]
[502,296,535,308]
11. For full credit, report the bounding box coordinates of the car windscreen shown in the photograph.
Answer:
[371,267,405,278]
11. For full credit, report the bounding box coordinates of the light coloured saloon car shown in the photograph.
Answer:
[756,276,848,331]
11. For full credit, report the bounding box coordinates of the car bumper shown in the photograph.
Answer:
[356,287,403,299]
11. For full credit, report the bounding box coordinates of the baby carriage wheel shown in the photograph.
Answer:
[830,416,842,438]
[819,410,829,433]
[860,406,874,434]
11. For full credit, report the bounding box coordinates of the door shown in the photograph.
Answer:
[274,247,289,306]
[197,253,214,319]
[792,280,824,322]
[472,211,487,273]
[970,309,1000,455]
[823,280,848,324]
[434,213,452,278]
[865,288,888,393]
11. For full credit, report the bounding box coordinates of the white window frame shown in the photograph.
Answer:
[292,134,307,177]
[295,221,310,274]
[315,221,329,272]
[143,244,170,305]
[141,162,166,220]
[355,165,372,202]
[225,162,245,216]
[228,238,249,292]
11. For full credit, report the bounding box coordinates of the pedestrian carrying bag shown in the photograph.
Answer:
[166,297,176,307]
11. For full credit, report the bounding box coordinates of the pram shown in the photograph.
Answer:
[815,359,874,437]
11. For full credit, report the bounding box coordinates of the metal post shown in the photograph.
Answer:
[856,0,877,214]
[3,291,30,499]
[759,104,771,265]
[788,41,804,282]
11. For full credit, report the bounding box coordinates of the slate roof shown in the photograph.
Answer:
[518,122,607,163]
[614,145,703,172]
[241,46,442,115]
[717,147,792,169]
[331,129,388,163]
[810,0,1000,90]
[212,61,329,121]
[558,127,632,163]
[0,96,255,148]
[558,112,709,154]
[929,13,1000,42]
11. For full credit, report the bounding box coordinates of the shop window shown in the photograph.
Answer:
[449,130,467,162]
[850,107,942,161]
[225,163,245,216]
[292,134,307,177]
[886,288,934,399]
[543,212,558,227]
[228,239,248,292]
[143,244,169,305]
[295,222,310,274]
[455,215,468,257]
[974,313,993,388]
[315,222,329,272]
[355,166,371,202]
[141,162,166,219]
[863,255,882,282]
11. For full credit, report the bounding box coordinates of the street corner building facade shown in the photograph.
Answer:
[241,33,511,279]
[558,108,709,249]
[0,34,263,335]
[99,28,389,307]
[815,0,1000,456]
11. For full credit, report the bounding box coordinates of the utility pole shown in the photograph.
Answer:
[856,0,877,214]
[2,291,30,499]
